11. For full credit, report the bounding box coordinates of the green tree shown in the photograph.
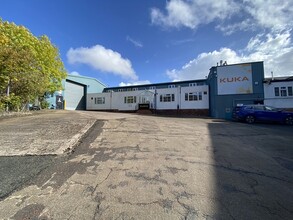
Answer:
[0,18,67,111]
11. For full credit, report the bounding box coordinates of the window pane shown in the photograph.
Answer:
[187,92,200,101]
[274,87,279,96]
[199,92,202,100]
[281,87,287,96]
[160,94,175,102]
[185,93,188,101]
[288,87,293,96]
[95,97,105,104]
[189,94,194,101]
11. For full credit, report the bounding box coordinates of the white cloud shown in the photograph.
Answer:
[151,0,293,34]
[216,19,255,35]
[151,0,239,29]
[126,36,143,48]
[67,45,138,80]
[244,0,293,31]
[217,0,293,34]
[119,80,151,87]
[70,71,80,76]
[167,31,293,80]
[166,48,240,80]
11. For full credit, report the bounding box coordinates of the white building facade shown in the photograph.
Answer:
[264,77,293,110]
[87,80,209,115]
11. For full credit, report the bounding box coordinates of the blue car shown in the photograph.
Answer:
[232,105,293,125]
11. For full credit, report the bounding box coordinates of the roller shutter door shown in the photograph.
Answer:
[65,80,86,110]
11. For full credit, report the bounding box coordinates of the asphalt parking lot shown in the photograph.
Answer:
[0,111,292,219]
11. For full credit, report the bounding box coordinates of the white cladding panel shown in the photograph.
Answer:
[156,88,178,110]
[86,86,210,111]
[87,93,111,110]
[111,91,141,111]
[264,81,293,108]
[217,64,253,95]
[180,86,209,109]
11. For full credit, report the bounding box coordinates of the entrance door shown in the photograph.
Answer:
[138,90,155,108]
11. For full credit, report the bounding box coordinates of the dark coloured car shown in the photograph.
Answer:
[232,105,293,125]
[29,104,41,111]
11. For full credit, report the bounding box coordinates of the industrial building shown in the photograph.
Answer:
[87,61,266,119]
[47,74,106,110]
[49,61,292,119]
[207,61,265,119]
[87,79,209,115]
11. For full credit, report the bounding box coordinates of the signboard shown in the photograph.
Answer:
[138,103,150,109]
[56,95,64,109]
[217,64,253,95]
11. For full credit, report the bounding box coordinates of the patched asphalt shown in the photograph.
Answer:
[0,111,292,219]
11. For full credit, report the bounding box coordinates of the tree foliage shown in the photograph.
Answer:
[0,18,67,111]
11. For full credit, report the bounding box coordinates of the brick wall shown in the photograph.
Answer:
[153,109,209,117]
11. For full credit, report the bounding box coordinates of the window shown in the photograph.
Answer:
[149,86,156,90]
[185,93,197,101]
[274,87,280,96]
[168,85,175,88]
[204,91,208,95]
[95,97,105,104]
[254,105,265,110]
[185,92,203,101]
[133,88,138,91]
[124,96,136,104]
[189,83,197,87]
[280,87,287,96]
[199,92,202,100]
[160,94,175,102]
[288,86,293,96]
[275,86,293,97]
[118,89,124,92]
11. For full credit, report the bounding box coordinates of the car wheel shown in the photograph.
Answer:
[285,116,293,125]
[245,115,255,124]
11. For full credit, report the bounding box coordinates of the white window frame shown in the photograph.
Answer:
[124,96,137,104]
[95,97,105,104]
[274,87,280,96]
[185,92,202,101]
[160,94,175,102]
[189,83,197,87]
[280,87,287,96]
[149,86,156,90]
[168,84,176,88]
[274,86,293,97]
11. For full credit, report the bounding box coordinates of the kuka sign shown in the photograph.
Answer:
[217,64,253,95]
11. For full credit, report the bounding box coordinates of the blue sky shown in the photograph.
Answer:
[1,0,293,87]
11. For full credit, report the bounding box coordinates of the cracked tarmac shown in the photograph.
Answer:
[0,111,293,219]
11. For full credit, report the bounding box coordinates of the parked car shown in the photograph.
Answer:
[232,105,293,125]
[29,104,41,111]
